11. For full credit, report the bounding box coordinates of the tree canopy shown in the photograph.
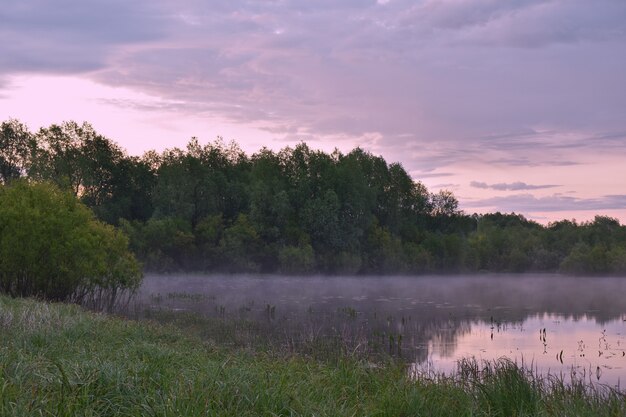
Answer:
[3,118,626,276]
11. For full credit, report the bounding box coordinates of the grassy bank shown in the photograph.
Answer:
[0,296,624,416]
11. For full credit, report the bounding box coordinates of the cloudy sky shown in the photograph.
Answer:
[1,0,625,223]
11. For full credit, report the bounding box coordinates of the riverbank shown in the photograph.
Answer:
[0,295,624,416]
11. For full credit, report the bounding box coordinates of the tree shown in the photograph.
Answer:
[29,121,89,194]
[249,148,292,243]
[220,214,262,272]
[278,243,315,274]
[29,122,157,224]
[9,118,626,276]
[0,119,33,184]
[152,139,249,226]
[0,181,142,304]
[430,190,460,216]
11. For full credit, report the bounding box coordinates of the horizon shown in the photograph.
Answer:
[1,1,625,224]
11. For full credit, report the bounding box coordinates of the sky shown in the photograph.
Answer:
[1,0,625,224]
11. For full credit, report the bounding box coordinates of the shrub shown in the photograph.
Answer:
[278,244,315,274]
[0,180,141,304]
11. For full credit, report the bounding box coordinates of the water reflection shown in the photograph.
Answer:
[133,274,626,387]
[421,314,626,388]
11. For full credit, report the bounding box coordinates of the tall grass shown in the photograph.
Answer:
[1,295,624,416]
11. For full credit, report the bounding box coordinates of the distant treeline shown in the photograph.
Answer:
[2,119,626,275]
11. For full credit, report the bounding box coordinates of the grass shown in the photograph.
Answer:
[1,295,625,416]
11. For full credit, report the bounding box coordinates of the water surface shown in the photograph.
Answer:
[134,274,626,388]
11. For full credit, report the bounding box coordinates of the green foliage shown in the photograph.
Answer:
[0,181,141,302]
[301,189,342,253]
[278,243,316,274]
[0,119,33,184]
[220,214,263,272]
[120,217,195,272]
[194,214,225,269]
[609,246,626,274]
[5,118,626,276]
[28,121,156,224]
[557,217,626,275]
[560,243,610,275]
[364,222,408,273]
[430,190,460,216]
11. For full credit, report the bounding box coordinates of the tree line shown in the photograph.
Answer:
[2,118,626,276]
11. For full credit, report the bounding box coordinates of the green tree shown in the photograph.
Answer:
[29,121,89,194]
[430,190,460,217]
[220,214,262,272]
[363,222,407,273]
[0,119,33,184]
[0,181,141,303]
[249,148,292,244]
[121,217,195,272]
[195,214,225,270]
[152,139,249,226]
[278,243,315,274]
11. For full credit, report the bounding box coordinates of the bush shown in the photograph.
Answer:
[219,214,262,272]
[124,217,196,271]
[278,244,315,274]
[560,242,612,275]
[0,181,141,304]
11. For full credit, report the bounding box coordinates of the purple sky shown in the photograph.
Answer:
[1,0,625,223]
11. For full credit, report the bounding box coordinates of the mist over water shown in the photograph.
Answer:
[133,274,626,387]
